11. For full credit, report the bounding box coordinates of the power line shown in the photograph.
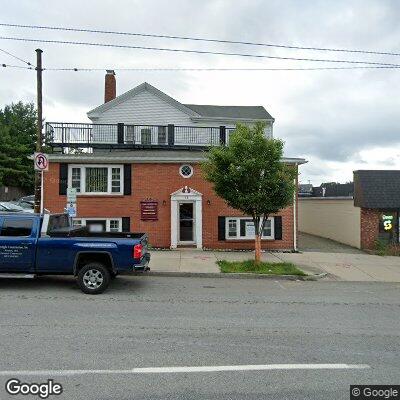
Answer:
[1,62,33,69]
[1,36,400,67]
[1,22,400,58]
[44,66,400,71]
[0,47,31,65]
[2,63,400,72]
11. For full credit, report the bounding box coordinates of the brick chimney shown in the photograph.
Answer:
[104,70,116,103]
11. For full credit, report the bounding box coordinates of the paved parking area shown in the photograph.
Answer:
[298,232,363,254]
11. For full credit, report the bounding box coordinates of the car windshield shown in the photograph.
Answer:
[18,201,34,210]
[0,202,24,212]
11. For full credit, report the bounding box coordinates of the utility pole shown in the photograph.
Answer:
[33,49,43,214]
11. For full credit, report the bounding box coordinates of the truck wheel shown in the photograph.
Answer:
[77,263,111,294]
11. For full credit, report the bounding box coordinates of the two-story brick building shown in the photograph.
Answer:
[44,71,306,250]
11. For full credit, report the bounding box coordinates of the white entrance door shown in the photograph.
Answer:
[171,187,202,249]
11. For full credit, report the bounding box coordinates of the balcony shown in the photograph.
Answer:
[45,122,229,151]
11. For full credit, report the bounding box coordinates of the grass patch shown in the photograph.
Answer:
[217,260,306,276]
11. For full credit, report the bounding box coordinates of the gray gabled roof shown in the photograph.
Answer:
[87,82,273,121]
[184,104,273,120]
[354,170,400,209]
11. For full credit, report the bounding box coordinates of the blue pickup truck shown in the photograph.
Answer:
[0,212,150,294]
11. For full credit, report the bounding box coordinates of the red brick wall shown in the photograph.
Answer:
[44,162,296,250]
[104,71,116,103]
[360,208,380,249]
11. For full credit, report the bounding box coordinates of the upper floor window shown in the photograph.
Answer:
[68,165,123,195]
[141,128,152,145]
[158,126,167,145]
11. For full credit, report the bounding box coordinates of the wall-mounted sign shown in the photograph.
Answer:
[66,202,77,218]
[141,200,158,221]
[67,188,77,203]
[382,214,394,231]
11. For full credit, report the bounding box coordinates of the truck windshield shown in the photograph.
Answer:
[47,214,72,231]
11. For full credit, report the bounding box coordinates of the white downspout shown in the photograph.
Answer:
[293,163,298,252]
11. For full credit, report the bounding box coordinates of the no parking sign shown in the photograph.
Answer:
[34,152,49,172]
[33,152,49,214]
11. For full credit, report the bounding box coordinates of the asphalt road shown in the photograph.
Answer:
[0,275,399,400]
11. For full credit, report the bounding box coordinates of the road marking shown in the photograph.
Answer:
[0,364,370,376]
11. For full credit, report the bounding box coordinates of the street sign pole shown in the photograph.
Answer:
[34,49,43,214]
[40,170,44,214]
[34,152,48,214]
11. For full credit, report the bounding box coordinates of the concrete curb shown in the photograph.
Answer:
[148,271,328,281]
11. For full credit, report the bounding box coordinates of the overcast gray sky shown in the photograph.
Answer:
[1,0,400,185]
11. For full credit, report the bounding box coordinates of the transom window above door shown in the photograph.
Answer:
[68,165,123,195]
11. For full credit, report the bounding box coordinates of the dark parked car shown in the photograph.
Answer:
[14,195,49,213]
[0,202,25,213]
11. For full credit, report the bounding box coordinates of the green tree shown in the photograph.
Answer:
[202,122,296,263]
[0,102,37,191]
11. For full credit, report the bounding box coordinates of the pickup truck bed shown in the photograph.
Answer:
[0,213,151,294]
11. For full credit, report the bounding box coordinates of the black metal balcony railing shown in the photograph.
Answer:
[45,122,227,150]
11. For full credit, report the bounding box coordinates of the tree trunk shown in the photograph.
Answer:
[255,234,261,264]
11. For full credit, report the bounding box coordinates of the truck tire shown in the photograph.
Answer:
[77,263,111,294]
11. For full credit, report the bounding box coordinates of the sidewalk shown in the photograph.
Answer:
[274,251,400,282]
[150,249,400,282]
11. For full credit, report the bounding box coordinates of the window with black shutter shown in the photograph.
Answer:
[218,217,226,241]
[122,217,131,232]
[274,216,282,240]
[59,163,68,195]
[123,164,132,195]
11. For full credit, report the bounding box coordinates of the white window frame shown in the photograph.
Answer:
[179,164,194,178]
[225,216,275,240]
[72,218,123,232]
[71,167,82,193]
[68,164,124,195]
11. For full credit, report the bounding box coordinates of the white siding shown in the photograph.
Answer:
[264,123,273,138]
[92,90,193,126]
[90,88,273,143]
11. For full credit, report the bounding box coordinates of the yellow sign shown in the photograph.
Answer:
[383,220,393,231]
[382,215,394,231]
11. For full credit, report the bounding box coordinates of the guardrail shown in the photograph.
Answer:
[45,122,227,150]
